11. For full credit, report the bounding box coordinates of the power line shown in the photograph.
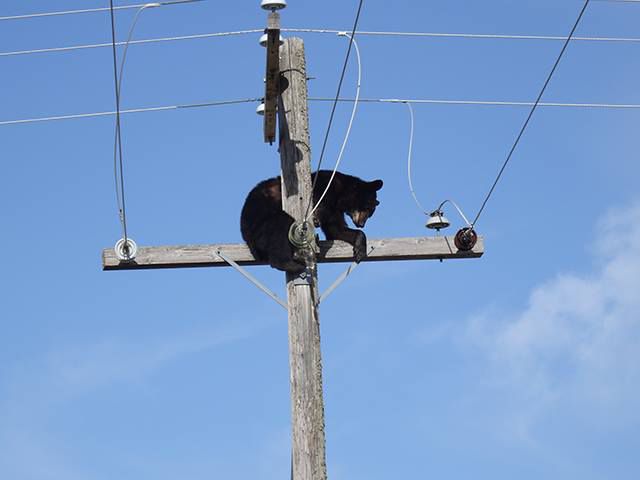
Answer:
[404,102,429,215]
[112,3,195,241]
[111,2,199,256]
[0,3,151,21]
[3,97,640,127]
[310,97,640,108]
[109,0,130,254]
[402,102,475,224]
[0,99,261,126]
[3,29,640,58]
[307,33,363,221]
[0,30,263,58]
[306,0,365,221]
[471,0,592,228]
[284,28,640,44]
[0,0,204,22]
[1,0,636,22]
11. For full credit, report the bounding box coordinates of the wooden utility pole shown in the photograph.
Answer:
[278,38,327,480]
[102,37,485,480]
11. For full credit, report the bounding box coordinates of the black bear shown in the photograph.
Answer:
[241,170,383,273]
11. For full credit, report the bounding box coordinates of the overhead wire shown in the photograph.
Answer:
[108,0,203,256]
[0,0,204,22]
[3,97,640,127]
[403,102,474,227]
[310,97,640,108]
[0,0,634,21]
[0,0,634,22]
[4,29,640,58]
[109,0,130,250]
[113,2,166,249]
[0,29,263,58]
[404,102,429,215]
[0,99,262,126]
[4,0,629,247]
[284,28,640,44]
[305,0,365,221]
[438,199,472,226]
[306,33,363,221]
[471,0,592,228]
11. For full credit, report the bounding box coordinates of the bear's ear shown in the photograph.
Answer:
[369,179,383,191]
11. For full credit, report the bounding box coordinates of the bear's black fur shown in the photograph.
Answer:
[240,170,383,273]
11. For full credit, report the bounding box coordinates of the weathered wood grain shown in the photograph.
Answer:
[279,38,327,480]
[102,236,484,270]
[263,11,280,144]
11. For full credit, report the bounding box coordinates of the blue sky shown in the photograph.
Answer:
[1,1,639,479]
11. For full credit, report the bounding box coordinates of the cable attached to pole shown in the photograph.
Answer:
[3,98,640,127]
[304,0,365,221]
[306,33,362,221]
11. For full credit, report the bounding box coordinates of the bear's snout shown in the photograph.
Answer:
[351,211,368,228]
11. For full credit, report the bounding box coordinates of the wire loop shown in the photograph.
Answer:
[306,33,363,221]
[404,101,429,215]
[304,0,365,221]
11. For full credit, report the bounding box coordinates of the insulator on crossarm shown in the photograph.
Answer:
[425,210,450,231]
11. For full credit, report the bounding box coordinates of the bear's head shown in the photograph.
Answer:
[344,179,383,228]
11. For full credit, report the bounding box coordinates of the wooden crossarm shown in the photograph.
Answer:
[102,236,484,271]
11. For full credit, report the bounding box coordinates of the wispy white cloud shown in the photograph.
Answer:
[48,323,257,397]
[3,319,264,407]
[0,319,268,479]
[462,200,640,437]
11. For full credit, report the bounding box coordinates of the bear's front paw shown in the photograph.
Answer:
[353,231,367,263]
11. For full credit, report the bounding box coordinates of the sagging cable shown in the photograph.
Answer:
[306,32,362,222]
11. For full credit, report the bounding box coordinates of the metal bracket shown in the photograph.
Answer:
[292,269,312,286]
[215,249,288,310]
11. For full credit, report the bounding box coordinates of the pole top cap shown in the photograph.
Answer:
[261,0,287,10]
